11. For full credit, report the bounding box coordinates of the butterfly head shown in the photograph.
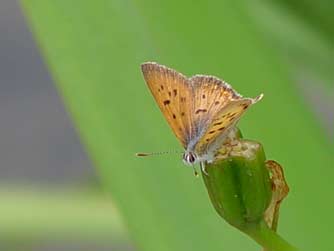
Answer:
[182,151,198,165]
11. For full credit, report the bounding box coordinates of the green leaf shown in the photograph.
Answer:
[0,186,128,242]
[21,0,334,250]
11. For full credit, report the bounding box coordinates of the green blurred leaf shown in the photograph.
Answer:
[278,0,334,44]
[0,186,128,242]
[250,0,333,88]
[21,0,334,251]
[249,0,334,143]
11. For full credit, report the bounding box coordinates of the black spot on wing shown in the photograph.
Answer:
[218,126,226,131]
[195,109,207,114]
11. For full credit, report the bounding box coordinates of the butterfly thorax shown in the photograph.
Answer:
[183,126,242,166]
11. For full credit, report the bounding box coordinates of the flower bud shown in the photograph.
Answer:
[202,138,272,231]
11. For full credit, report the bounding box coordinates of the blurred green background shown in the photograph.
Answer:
[0,0,332,250]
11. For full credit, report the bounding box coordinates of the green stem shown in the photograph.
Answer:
[244,220,298,251]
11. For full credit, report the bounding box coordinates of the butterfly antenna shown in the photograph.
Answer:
[135,150,182,157]
[136,150,199,177]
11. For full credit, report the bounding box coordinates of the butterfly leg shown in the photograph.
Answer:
[200,162,209,176]
[191,165,199,177]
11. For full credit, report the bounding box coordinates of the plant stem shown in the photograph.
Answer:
[243,220,298,251]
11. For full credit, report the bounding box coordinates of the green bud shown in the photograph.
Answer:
[202,139,272,231]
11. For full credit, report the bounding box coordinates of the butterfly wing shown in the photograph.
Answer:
[194,95,263,154]
[141,62,194,147]
[141,63,262,155]
[183,75,241,150]
[189,75,241,136]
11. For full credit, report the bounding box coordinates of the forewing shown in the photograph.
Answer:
[141,62,194,147]
[195,95,263,154]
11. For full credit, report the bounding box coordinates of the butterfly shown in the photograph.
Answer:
[139,62,263,173]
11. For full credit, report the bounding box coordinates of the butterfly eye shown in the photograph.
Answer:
[187,153,196,164]
[188,153,196,163]
[182,152,196,165]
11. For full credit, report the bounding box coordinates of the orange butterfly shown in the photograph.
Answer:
[139,62,262,173]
